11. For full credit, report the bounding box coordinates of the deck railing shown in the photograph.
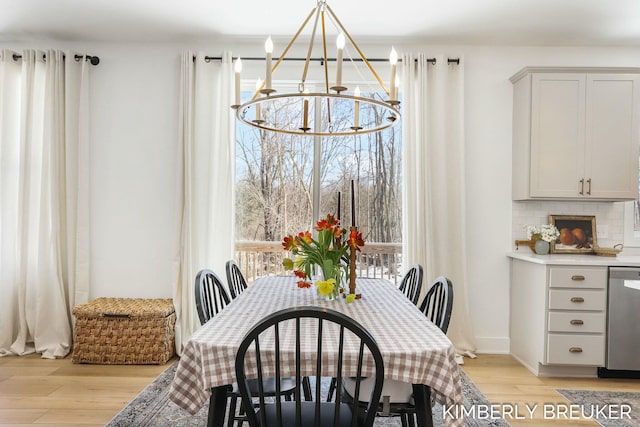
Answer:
[235,240,403,285]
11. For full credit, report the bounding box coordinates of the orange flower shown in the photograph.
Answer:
[347,230,365,251]
[297,280,312,288]
[294,269,307,279]
[315,214,339,232]
[282,235,297,251]
[297,231,312,244]
[332,226,343,240]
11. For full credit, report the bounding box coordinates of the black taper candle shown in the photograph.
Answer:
[351,180,355,226]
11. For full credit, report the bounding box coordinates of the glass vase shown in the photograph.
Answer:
[316,265,344,301]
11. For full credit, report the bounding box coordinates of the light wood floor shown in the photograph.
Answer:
[1,353,639,426]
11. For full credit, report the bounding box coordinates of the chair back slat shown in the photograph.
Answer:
[195,269,230,325]
[398,264,423,305]
[314,318,323,427]
[235,306,384,427]
[226,260,248,299]
[419,276,454,333]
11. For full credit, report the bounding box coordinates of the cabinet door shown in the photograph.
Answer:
[530,74,586,197]
[585,74,640,199]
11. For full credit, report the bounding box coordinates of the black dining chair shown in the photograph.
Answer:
[326,264,424,404]
[226,260,248,299]
[419,276,454,334]
[339,276,454,427]
[195,269,298,427]
[326,264,423,404]
[392,276,455,425]
[235,306,385,427]
[195,268,231,325]
[398,264,423,305]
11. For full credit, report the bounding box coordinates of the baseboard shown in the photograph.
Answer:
[473,336,510,354]
[598,367,640,379]
[537,364,598,378]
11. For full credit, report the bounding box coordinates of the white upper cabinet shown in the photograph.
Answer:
[511,67,640,201]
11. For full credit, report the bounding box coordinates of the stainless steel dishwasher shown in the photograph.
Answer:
[604,267,640,373]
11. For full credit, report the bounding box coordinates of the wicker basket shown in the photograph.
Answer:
[72,298,176,365]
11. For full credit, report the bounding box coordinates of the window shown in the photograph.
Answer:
[234,84,402,281]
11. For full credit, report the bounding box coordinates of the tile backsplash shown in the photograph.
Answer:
[512,201,625,249]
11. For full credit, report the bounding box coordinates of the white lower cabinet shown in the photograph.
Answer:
[546,335,604,365]
[510,260,607,376]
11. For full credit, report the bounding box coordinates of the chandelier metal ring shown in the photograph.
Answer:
[237,92,400,137]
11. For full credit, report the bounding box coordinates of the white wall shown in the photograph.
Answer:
[3,40,640,352]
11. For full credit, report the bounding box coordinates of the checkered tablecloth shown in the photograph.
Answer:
[169,276,464,427]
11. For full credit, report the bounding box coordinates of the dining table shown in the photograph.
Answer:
[169,276,465,427]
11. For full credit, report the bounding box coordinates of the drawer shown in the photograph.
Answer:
[548,312,605,333]
[547,334,605,365]
[548,289,606,311]
[548,266,607,289]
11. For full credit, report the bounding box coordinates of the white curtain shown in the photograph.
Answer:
[173,51,235,354]
[0,49,91,358]
[401,53,476,356]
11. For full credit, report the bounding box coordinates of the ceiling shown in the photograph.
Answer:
[2,0,640,46]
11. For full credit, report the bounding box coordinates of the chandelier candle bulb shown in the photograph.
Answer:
[254,78,262,122]
[335,33,345,89]
[389,47,398,100]
[303,97,309,129]
[233,58,242,107]
[353,86,360,128]
[264,36,274,93]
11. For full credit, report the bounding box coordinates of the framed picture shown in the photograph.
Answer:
[549,215,597,254]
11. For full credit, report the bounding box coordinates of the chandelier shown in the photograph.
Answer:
[231,0,401,137]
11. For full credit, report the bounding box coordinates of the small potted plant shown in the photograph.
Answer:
[524,224,560,255]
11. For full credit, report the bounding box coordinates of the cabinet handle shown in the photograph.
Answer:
[586,178,592,195]
[570,297,585,303]
[570,319,584,325]
[579,178,584,195]
[571,275,585,281]
[569,347,583,353]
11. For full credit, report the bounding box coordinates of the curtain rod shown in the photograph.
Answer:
[10,53,100,66]
[198,55,460,65]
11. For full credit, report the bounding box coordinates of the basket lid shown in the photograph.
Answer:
[72,297,175,318]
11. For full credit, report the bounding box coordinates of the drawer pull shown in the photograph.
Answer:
[570,297,585,303]
[570,319,584,325]
[571,275,585,281]
[569,347,583,353]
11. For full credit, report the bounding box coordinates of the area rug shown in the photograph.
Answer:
[556,389,640,427]
[106,361,510,427]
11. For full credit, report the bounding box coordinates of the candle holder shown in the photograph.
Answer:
[348,226,362,299]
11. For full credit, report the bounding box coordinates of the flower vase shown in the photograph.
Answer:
[534,239,550,255]
[316,281,340,300]
[316,267,344,301]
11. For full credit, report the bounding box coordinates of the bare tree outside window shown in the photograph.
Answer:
[235,87,402,282]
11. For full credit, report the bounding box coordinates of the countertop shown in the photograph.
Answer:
[508,251,640,267]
